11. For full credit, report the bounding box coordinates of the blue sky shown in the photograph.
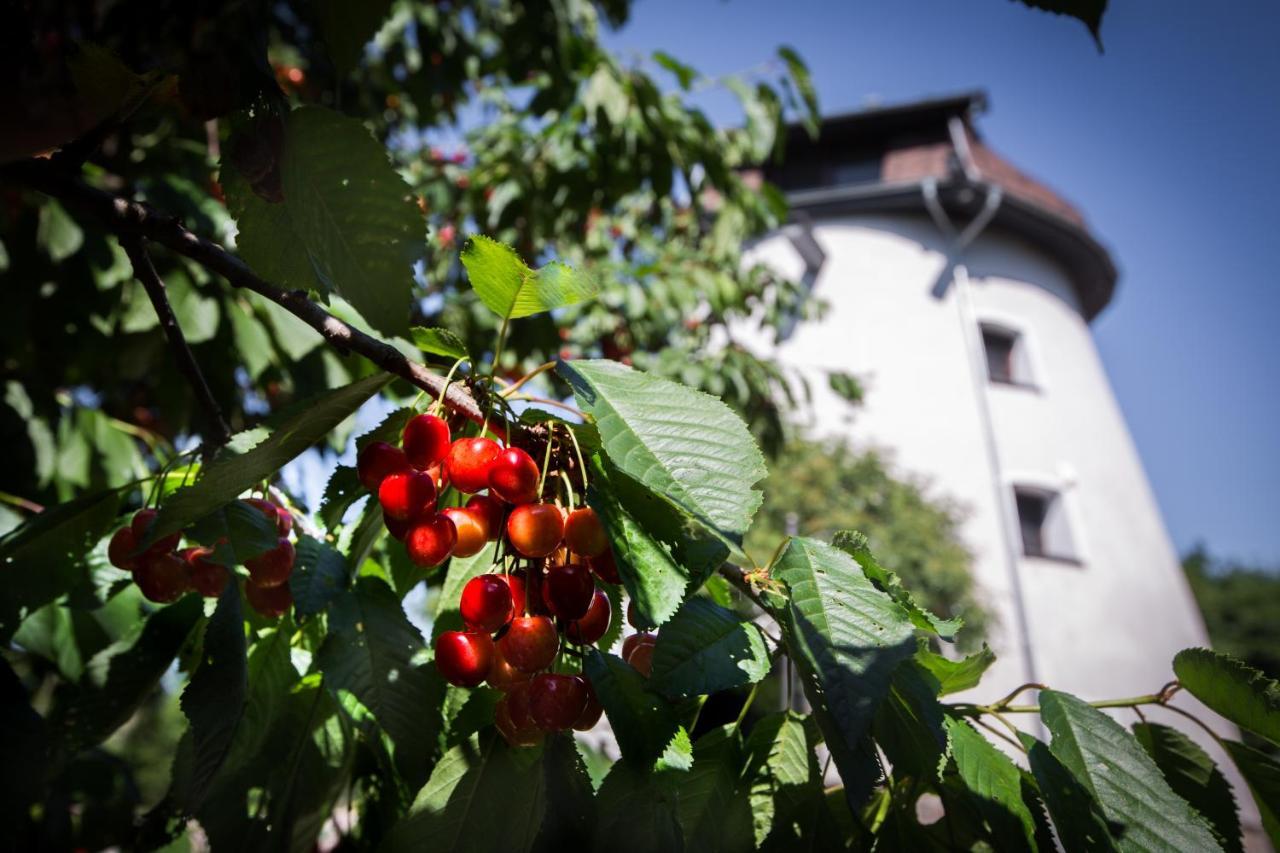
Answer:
[599,0,1280,566]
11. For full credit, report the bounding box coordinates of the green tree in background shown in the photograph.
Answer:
[1185,545,1280,681]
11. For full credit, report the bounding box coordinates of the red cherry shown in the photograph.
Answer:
[506,503,564,558]
[501,572,527,618]
[246,497,293,537]
[588,549,621,585]
[528,673,589,731]
[246,538,295,588]
[245,578,293,618]
[134,551,191,603]
[442,507,489,558]
[405,514,457,566]
[564,507,608,557]
[445,437,502,494]
[565,587,611,644]
[357,441,409,491]
[487,447,540,504]
[402,413,452,470]
[623,632,656,677]
[497,616,559,673]
[131,508,182,553]
[384,512,410,541]
[108,526,139,570]
[466,494,504,539]
[626,599,653,630]
[435,630,493,687]
[541,563,595,621]
[486,643,532,691]
[573,680,604,731]
[184,547,229,598]
[460,574,514,633]
[495,682,543,747]
[378,470,438,522]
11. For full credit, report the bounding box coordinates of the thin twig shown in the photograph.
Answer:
[121,237,232,451]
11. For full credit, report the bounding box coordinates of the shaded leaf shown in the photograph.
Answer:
[946,717,1038,851]
[411,326,469,361]
[592,759,683,853]
[183,498,279,565]
[676,725,753,852]
[649,597,771,699]
[1021,730,1120,852]
[1223,739,1280,847]
[583,650,681,765]
[316,0,393,76]
[1133,722,1241,853]
[290,535,351,618]
[534,733,596,850]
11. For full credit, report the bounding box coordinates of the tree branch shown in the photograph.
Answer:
[2,158,487,425]
[121,236,232,451]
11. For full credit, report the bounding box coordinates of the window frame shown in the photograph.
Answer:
[1012,485,1082,565]
[980,322,1039,391]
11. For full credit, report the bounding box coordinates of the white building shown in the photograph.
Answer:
[743,92,1263,839]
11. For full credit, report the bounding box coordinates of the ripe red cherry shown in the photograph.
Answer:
[357,441,409,491]
[486,643,532,691]
[623,632,657,677]
[506,503,564,558]
[246,537,295,588]
[445,437,502,494]
[442,507,488,558]
[108,526,139,570]
[626,599,654,630]
[487,447,540,504]
[588,549,621,585]
[565,587,611,644]
[405,514,457,566]
[541,563,595,621]
[402,413,452,470]
[435,630,493,687]
[501,571,527,617]
[498,615,559,673]
[528,673,589,731]
[466,494,504,539]
[134,551,191,603]
[246,497,293,537]
[564,507,608,557]
[378,470,437,522]
[245,579,292,618]
[460,574,514,633]
[184,547,229,597]
[384,512,410,541]
[495,682,543,747]
[573,680,604,731]
[131,508,181,553]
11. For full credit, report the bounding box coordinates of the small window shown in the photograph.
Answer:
[981,325,1033,386]
[1014,487,1078,562]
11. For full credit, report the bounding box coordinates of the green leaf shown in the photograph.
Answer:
[652,51,697,90]
[384,731,547,853]
[832,529,961,639]
[768,536,916,809]
[583,650,682,765]
[1132,723,1241,853]
[676,725,753,852]
[873,661,948,780]
[1173,648,1280,746]
[37,199,84,262]
[534,733,596,850]
[290,535,351,618]
[222,618,300,774]
[592,759,684,853]
[180,584,248,811]
[561,358,766,547]
[183,498,279,565]
[316,576,444,787]
[48,595,202,755]
[1021,730,1119,852]
[0,488,121,641]
[461,235,597,321]
[411,326,470,361]
[743,711,816,847]
[315,0,393,76]
[777,46,820,136]
[649,597,771,699]
[1223,739,1280,847]
[1038,689,1222,851]
[946,717,1039,851]
[915,642,996,696]
[154,373,391,537]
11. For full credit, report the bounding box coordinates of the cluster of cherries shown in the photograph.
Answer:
[356,410,658,746]
[105,498,298,618]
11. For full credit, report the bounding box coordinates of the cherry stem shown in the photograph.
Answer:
[428,356,469,417]
[490,315,511,387]
[537,430,556,496]
[565,423,589,491]
[500,361,556,398]
[558,470,577,512]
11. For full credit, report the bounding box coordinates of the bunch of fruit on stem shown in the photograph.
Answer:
[357,410,656,746]
[106,498,297,617]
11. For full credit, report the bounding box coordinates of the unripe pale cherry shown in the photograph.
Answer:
[487,447,540,504]
[402,413,452,470]
[357,441,409,491]
[506,503,565,558]
[378,470,438,522]
[405,514,457,567]
[564,507,608,557]
[435,630,493,687]
[498,615,559,673]
[445,437,502,494]
[442,507,489,558]
[460,573,514,633]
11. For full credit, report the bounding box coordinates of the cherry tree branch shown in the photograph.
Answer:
[2,158,487,426]
[120,236,232,451]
